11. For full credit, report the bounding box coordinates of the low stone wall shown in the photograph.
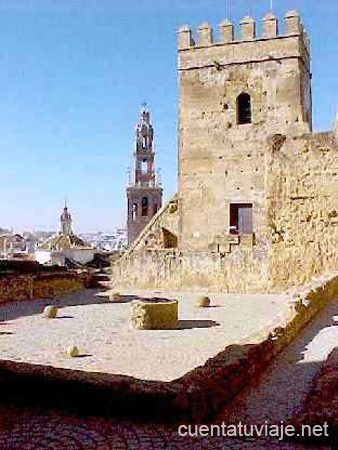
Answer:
[0,275,33,302]
[1,272,337,422]
[0,272,91,304]
[111,248,268,294]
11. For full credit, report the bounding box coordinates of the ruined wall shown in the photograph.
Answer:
[112,246,268,293]
[0,272,89,304]
[266,132,338,290]
[0,275,33,302]
[178,12,311,252]
[112,192,270,293]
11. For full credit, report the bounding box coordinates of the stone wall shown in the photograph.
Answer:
[0,272,90,304]
[0,275,33,302]
[112,130,338,294]
[33,273,88,299]
[112,247,268,293]
[266,132,338,290]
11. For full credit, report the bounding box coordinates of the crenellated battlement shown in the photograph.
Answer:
[178,10,310,54]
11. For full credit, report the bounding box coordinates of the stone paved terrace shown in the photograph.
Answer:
[0,404,330,449]
[0,288,291,382]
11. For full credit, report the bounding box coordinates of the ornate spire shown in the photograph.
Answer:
[132,104,156,187]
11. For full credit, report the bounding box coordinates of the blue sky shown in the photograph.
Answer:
[1,0,337,232]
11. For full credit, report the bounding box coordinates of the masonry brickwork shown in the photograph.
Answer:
[0,272,91,304]
[111,11,338,294]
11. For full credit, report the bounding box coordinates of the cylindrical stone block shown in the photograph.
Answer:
[131,299,178,330]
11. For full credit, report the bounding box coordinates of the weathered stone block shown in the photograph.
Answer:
[110,292,122,302]
[177,25,193,50]
[196,296,211,307]
[42,305,58,319]
[285,10,301,35]
[240,16,256,40]
[131,299,178,330]
[197,23,213,46]
[65,346,79,357]
[262,13,278,38]
[218,20,234,43]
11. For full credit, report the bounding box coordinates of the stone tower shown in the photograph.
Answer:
[60,205,72,236]
[177,11,312,252]
[126,106,163,245]
[112,10,338,294]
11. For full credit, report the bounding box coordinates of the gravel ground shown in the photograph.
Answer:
[0,288,290,381]
[0,290,335,448]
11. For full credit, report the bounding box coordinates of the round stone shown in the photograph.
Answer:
[65,346,79,357]
[110,292,122,302]
[42,305,58,319]
[196,296,211,307]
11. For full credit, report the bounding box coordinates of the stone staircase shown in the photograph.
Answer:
[91,270,111,291]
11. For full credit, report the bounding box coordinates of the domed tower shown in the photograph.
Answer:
[126,105,163,245]
[60,204,72,236]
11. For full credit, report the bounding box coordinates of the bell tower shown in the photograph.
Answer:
[126,105,163,245]
[60,204,72,236]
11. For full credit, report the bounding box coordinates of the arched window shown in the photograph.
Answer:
[237,93,252,125]
[141,197,148,216]
[153,203,158,215]
[141,158,147,173]
[132,203,138,220]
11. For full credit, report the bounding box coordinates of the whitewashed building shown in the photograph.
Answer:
[35,205,95,266]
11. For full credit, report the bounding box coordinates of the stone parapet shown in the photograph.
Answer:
[177,11,308,52]
[0,272,91,304]
[111,248,268,294]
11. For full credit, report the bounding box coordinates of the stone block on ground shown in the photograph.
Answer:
[110,292,122,302]
[42,305,58,319]
[131,298,178,330]
[65,346,79,357]
[196,295,211,307]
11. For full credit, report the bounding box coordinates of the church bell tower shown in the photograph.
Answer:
[60,204,72,236]
[126,105,163,245]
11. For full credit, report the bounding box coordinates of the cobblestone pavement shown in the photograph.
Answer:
[216,300,338,426]
[0,407,327,449]
[0,289,290,381]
